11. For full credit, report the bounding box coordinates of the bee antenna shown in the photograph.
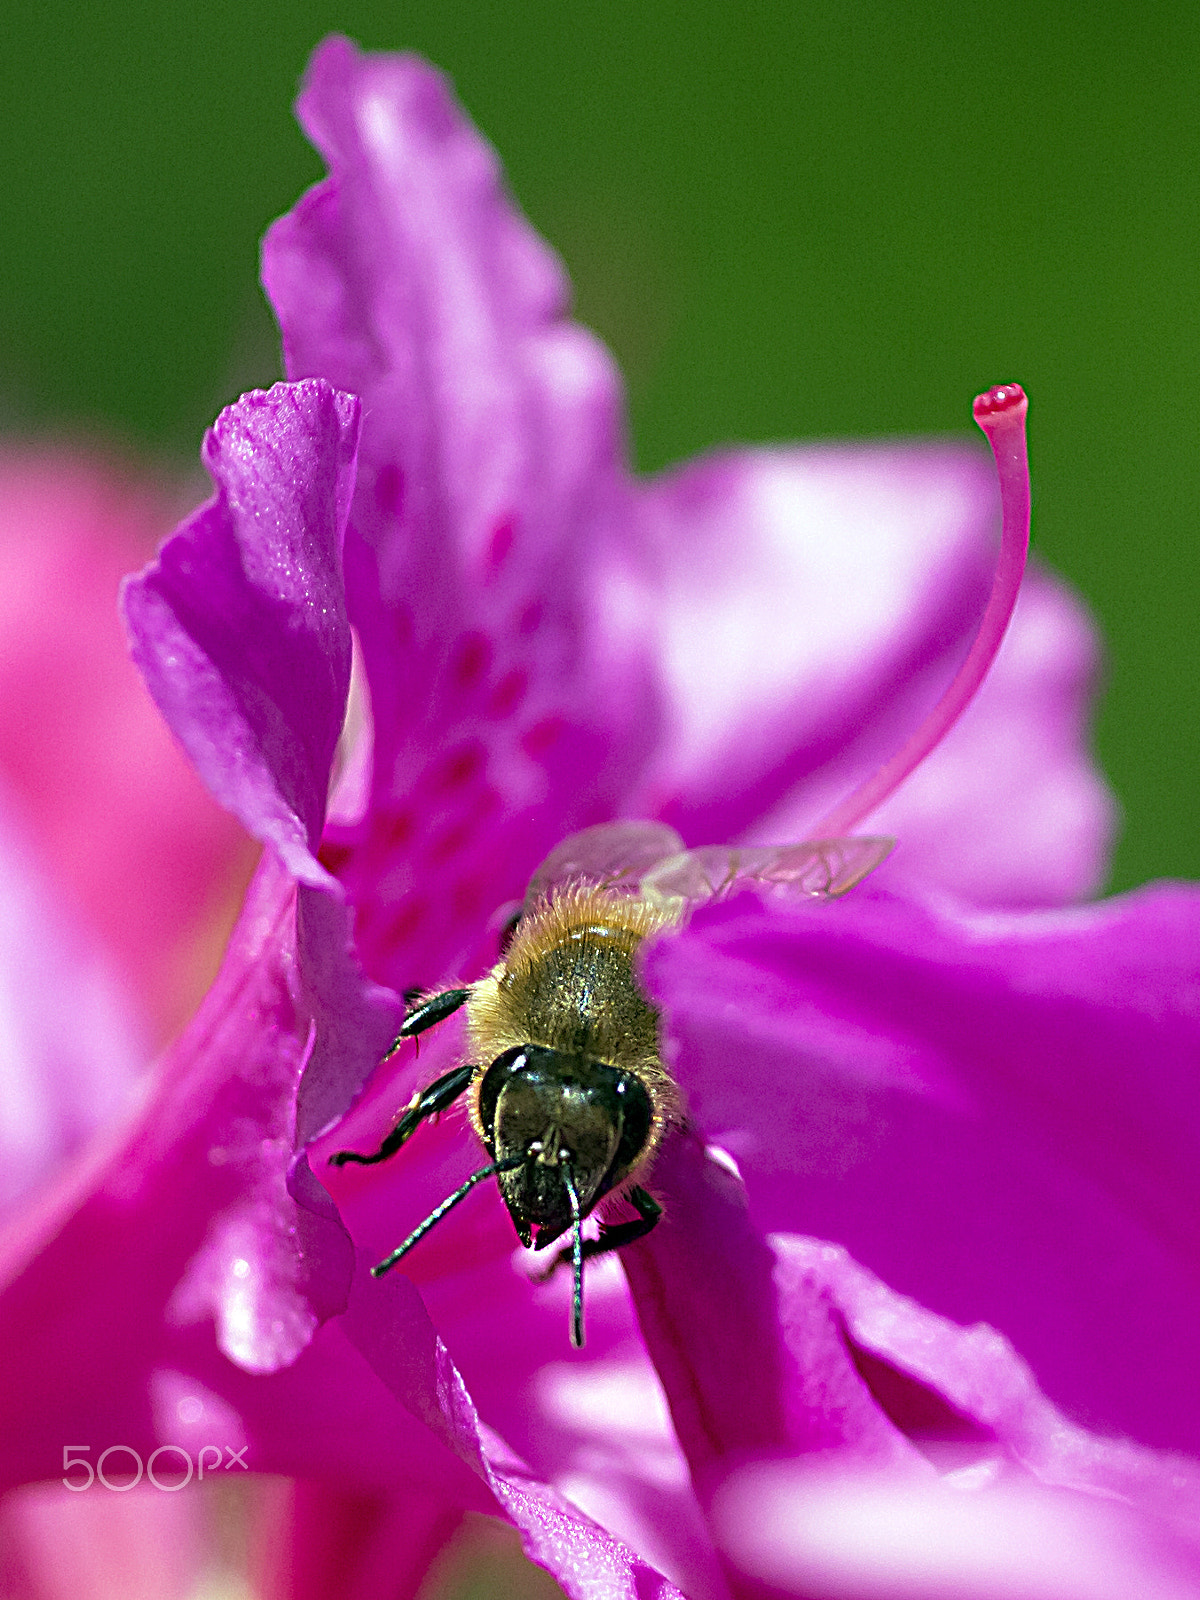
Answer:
[371,1156,525,1278]
[561,1161,585,1348]
[811,384,1031,837]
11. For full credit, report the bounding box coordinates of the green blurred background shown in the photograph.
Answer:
[2,1,1196,893]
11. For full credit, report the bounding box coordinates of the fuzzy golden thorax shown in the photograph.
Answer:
[464,883,683,1154]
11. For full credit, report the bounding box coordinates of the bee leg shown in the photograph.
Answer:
[536,1185,662,1278]
[382,986,472,1060]
[372,1155,526,1277]
[329,1062,476,1168]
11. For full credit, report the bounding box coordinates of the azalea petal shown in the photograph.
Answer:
[122,380,360,888]
[615,1131,1200,1594]
[123,372,400,1161]
[777,1234,1200,1530]
[266,38,628,639]
[0,856,313,1408]
[144,1316,491,1502]
[142,860,350,1376]
[0,853,374,1483]
[293,881,402,1147]
[621,1149,1200,1592]
[341,1260,688,1600]
[518,1313,732,1600]
[641,883,1200,1454]
[619,1133,921,1494]
[0,1312,492,1506]
[625,446,1113,905]
[0,858,480,1498]
[263,38,660,985]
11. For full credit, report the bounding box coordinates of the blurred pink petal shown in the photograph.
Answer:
[714,1462,1200,1600]
[255,1481,465,1600]
[0,1480,206,1600]
[0,449,254,1040]
[0,792,144,1217]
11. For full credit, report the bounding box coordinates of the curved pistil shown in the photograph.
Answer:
[812,384,1031,838]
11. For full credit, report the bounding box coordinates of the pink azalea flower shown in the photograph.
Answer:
[2,34,1198,1600]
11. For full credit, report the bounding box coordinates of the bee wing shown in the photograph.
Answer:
[640,836,894,914]
[524,820,687,910]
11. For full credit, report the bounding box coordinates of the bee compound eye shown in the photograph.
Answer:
[476,1045,535,1142]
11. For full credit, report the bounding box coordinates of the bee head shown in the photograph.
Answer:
[478,1045,652,1248]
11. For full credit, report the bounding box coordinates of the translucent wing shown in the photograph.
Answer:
[640,836,894,915]
[524,820,686,911]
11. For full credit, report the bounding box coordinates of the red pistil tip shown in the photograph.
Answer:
[973,383,1027,431]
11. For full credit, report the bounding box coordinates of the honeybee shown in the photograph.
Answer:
[332,820,891,1345]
